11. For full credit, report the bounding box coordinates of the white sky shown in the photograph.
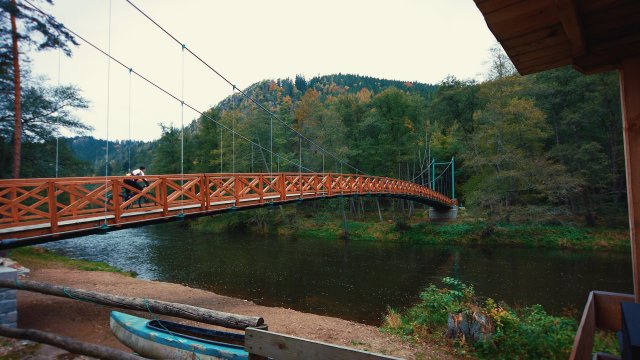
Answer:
[27,0,498,142]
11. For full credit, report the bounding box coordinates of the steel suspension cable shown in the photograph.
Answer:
[21,0,320,175]
[270,116,273,174]
[124,0,366,176]
[55,48,60,178]
[180,43,185,213]
[231,88,235,175]
[103,0,112,225]
[127,68,132,173]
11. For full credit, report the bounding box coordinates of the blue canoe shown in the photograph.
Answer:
[109,311,249,360]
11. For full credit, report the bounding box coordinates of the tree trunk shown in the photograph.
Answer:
[0,279,263,330]
[11,0,22,179]
[0,326,144,360]
[446,311,494,343]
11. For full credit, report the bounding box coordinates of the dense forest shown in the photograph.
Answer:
[141,67,623,227]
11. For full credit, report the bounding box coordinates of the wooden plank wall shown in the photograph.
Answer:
[244,328,402,360]
[621,55,640,303]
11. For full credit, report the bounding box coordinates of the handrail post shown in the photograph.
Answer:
[112,179,121,224]
[313,174,318,197]
[203,174,211,210]
[200,175,207,211]
[234,174,241,207]
[161,177,168,217]
[48,181,58,233]
[279,173,286,201]
[259,174,264,204]
[299,173,304,199]
[327,173,333,196]
[11,187,17,223]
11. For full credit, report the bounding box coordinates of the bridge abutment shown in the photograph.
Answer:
[429,206,458,222]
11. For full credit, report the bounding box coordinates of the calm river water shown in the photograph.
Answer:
[43,222,633,325]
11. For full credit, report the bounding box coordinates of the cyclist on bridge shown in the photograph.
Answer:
[124,165,149,198]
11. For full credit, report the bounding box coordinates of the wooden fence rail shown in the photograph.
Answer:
[0,279,263,330]
[0,172,456,241]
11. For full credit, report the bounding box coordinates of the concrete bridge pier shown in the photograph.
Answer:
[429,206,458,222]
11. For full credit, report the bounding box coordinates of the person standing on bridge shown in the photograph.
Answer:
[124,165,149,198]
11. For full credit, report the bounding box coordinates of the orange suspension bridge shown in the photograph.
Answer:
[1,1,458,248]
[0,172,457,247]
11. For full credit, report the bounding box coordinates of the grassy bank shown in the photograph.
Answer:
[338,221,629,251]
[8,247,136,277]
[191,207,629,251]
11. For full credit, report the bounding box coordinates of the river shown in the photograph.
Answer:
[43,222,633,325]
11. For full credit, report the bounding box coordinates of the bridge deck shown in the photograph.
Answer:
[0,173,456,243]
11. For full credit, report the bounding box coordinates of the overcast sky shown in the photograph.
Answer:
[27,0,498,142]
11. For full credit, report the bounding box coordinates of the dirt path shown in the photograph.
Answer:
[14,266,451,359]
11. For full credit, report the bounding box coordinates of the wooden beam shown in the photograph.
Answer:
[620,55,640,303]
[554,0,585,56]
[244,328,403,360]
[486,4,559,40]
[483,0,552,24]
[510,41,572,67]
[0,325,144,360]
[475,0,537,18]
[569,291,595,360]
[573,32,640,74]
[515,50,573,75]
[505,26,568,56]
[0,279,264,330]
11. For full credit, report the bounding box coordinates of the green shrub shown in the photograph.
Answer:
[383,278,579,359]
[477,303,576,359]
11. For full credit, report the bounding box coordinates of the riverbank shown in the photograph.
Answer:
[3,247,452,359]
[191,208,630,251]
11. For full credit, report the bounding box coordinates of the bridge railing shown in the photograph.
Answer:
[0,173,456,239]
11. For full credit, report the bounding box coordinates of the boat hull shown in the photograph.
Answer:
[110,311,248,360]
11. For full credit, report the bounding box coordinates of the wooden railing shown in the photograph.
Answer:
[570,291,635,360]
[0,172,456,240]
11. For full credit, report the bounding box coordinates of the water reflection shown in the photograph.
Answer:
[44,222,633,324]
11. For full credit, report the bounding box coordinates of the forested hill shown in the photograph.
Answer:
[66,136,155,176]
[217,74,437,110]
[68,74,437,177]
